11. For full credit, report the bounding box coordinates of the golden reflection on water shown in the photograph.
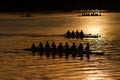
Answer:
[81,18,103,34]
[74,15,116,80]
[0,13,119,80]
[86,25,101,34]
[75,16,109,37]
[82,65,115,80]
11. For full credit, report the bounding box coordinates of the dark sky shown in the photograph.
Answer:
[0,0,120,12]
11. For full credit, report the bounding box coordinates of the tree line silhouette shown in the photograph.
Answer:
[0,0,119,12]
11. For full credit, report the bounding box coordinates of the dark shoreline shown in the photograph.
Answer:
[0,0,119,13]
[0,10,120,14]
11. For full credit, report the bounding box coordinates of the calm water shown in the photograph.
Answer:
[0,12,120,80]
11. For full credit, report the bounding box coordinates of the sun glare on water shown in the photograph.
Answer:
[89,27,101,34]
[86,25,101,35]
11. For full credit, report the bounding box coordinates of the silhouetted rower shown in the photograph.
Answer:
[45,41,50,50]
[76,30,79,39]
[71,31,75,38]
[37,42,44,58]
[37,42,44,51]
[78,43,84,60]
[80,30,84,39]
[64,42,70,59]
[66,30,71,38]
[31,43,36,56]
[51,41,56,59]
[71,43,77,59]
[85,43,90,61]
[57,42,64,58]
[45,41,50,59]
[31,42,36,49]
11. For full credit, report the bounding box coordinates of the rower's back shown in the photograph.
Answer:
[80,30,84,39]
[45,41,50,51]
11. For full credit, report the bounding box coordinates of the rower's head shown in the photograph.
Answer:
[72,30,74,33]
[40,42,42,45]
[67,30,70,32]
[87,43,89,46]
[65,42,68,45]
[80,43,83,46]
[52,41,55,44]
[32,43,35,45]
[46,41,49,44]
[76,30,78,32]
[73,42,75,45]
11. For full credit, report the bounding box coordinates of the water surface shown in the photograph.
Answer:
[0,12,120,80]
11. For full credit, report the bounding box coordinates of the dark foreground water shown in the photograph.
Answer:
[0,12,120,80]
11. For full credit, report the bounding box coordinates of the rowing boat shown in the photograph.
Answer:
[23,48,104,56]
[64,34,101,39]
